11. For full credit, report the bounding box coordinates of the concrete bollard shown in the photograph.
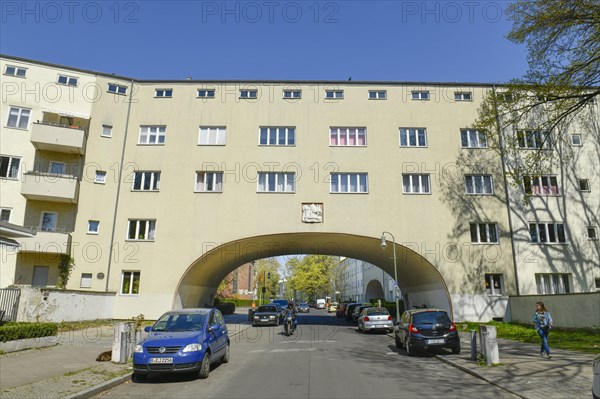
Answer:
[478,325,500,365]
[470,330,477,361]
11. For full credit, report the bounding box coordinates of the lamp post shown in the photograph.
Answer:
[380,231,401,325]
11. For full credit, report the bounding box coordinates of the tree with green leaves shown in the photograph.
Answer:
[287,255,337,301]
[254,258,281,303]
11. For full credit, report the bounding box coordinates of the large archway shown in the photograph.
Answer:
[175,232,454,316]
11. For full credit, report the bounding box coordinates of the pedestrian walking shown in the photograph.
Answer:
[533,301,553,359]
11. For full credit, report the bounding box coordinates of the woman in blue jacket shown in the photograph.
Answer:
[533,301,553,359]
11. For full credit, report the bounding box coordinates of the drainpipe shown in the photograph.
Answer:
[492,85,520,296]
[105,80,135,292]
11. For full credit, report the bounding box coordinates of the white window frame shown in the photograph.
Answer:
[155,89,173,98]
[57,74,78,86]
[454,92,472,101]
[94,171,107,184]
[259,127,295,146]
[470,223,499,243]
[0,155,21,178]
[108,83,127,95]
[330,173,368,193]
[4,65,27,77]
[127,219,156,241]
[198,126,226,145]
[411,91,429,100]
[535,273,570,294]
[578,179,590,192]
[402,174,431,194]
[587,226,598,240]
[80,273,93,288]
[197,89,215,98]
[571,134,582,146]
[257,172,295,193]
[40,212,58,232]
[195,171,224,192]
[132,171,161,191]
[87,220,100,234]
[239,89,257,99]
[529,222,567,244]
[283,90,301,99]
[0,208,12,222]
[517,130,551,149]
[368,90,387,100]
[524,175,559,195]
[484,273,503,295]
[329,127,367,147]
[138,125,166,145]
[101,124,113,137]
[461,129,488,148]
[465,175,494,195]
[121,271,141,295]
[325,90,344,99]
[6,106,31,129]
[399,128,427,147]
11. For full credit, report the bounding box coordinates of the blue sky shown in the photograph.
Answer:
[1,1,527,82]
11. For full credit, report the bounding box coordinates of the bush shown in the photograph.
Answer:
[214,300,236,315]
[0,322,58,342]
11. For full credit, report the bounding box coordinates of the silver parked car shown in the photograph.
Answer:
[593,353,600,399]
[357,307,394,333]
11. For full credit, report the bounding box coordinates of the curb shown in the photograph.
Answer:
[435,355,527,399]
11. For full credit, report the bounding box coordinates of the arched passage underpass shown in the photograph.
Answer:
[175,233,454,317]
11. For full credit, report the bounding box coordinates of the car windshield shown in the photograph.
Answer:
[413,311,451,325]
[300,303,308,306]
[152,313,206,332]
[367,308,389,316]
[257,306,277,313]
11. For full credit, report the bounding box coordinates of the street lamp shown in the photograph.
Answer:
[380,231,401,325]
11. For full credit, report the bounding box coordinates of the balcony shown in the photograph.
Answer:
[20,172,79,203]
[31,122,87,154]
[17,230,72,255]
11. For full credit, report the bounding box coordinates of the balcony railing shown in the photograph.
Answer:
[31,122,87,154]
[20,171,79,203]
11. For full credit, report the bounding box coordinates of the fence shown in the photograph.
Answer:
[0,288,21,321]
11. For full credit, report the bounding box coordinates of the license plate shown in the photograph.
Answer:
[150,357,173,364]
[261,319,268,322]
[427,339,445,344]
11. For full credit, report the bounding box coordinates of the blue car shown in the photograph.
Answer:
[133,308,229,380]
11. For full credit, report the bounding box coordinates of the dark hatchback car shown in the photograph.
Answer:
[351,305,373,323]
[252,305,281,326]
[394,308,460,356]
[132,308,229,380]
[344,303,363,321]
[297,303,310,313]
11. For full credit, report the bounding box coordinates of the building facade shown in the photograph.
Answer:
[1,54,598,321]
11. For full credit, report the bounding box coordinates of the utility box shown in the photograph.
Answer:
[478,325,500,365]
[112,322,134,364]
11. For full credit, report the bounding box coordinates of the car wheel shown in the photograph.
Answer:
[406,338,414,356]
[451,345,461,355]
[198,353,211,379]
[132,373,147,382]
[395,334,403,349]
[221,343,230,363]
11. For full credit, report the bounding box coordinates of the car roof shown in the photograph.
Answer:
[162,308,212,315]
[406,308,448,315]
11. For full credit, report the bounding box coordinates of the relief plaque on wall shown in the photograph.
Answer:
[301,203,323,223]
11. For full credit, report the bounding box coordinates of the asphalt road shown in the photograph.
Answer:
[96,310,519,399]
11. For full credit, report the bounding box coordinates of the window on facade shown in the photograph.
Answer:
[330,127,366,146]
[517,130,551,149]
[523,175,559,195]
[4,65,27,77]
[402,174,430,194]
[455,92,472,101]
[139,126,166,145]
[0,156,20,178]
[399,128,427,147]
[197,89,215,98]
[368,90,386,99]
[259,127,295,146]
[411,91,429,100]
[101,124,113,137]
[257,172,295,193]
[40,212,58,232]
[529,222,567,243]
[57,74,78,86]
[240,89,257,99]
[283,90,301,99]
[0,208,11,222]
[133,171,160,191]
[195,171,223,192]
[484,274,503,295]
[6,106,31,129]
[108,83,127,95]
[325,90,344,99]
[94,171,106,184]
[155,89,173,98]
[578,179,590,192]
[460,129,487,148]
[127,219,156,241]
[121,271,140,295]
[330,173,368,193]
[87,221,99,234]
[80,273,93,288]
[198,126,226,145]
[465,175,494,194]
[470,223,498,243]
[536,273,570,294]
[48,162,65,175]
[571,134,582,146]
[588,226,598,240]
